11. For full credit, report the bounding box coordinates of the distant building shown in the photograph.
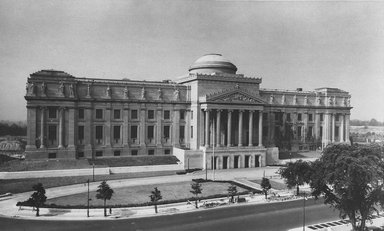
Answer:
[24,54,352,169]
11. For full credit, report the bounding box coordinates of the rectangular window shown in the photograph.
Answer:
[274,113,279,121]
[95,151,103,157]
[180,126,185,141]
[320,126,323,138]
[308,114,313,121]
[180,110,185,120]
[164,149,171,155]
[320,113,324,122]
[191,126,193,138]
[96,125,103,144]
[148,149,155,155]
[263,126,268,136]
[77,152,84,158]
[96,109,103,119]
[113,125,121,143]
[298,113,302,121]
[48,125,57,145]
[191,111,193,120]
[335,126,339,137]
[48,107,57,119]
[297,126,302,137]
[148,110,155,119]
[114,109,121,119]
[48,153,56,159]
[308,126,313,138]
[114,150,121,156]
[78,108,84,119]
[131,150,138,156]
[263,113,268,121]
[131,110,138,119]
[164,110,170,120]
[131,125,138,140]
[147,125,154,140]
[78,126,84,144]
[163,125,170,140]
[286,113,291,122]
[335,114,339,122]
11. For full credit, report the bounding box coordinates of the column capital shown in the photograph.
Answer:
[227,109,233,113]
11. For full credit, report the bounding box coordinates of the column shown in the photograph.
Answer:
[140,108,146,147]
[258,110,263,147]
[40,107,45,149]
[315,113,320,140]
[331,113,335,142]
[68,108,76,149]
[340,114,345,142]
[303,112,308,143]
[156,109,162,146]
[248,110,254,146]
[123,108,129,147]
[205,109,210,147]
[84,108,92,158]
[345,114,350,143]
[26,107,37,150]
[105,108,111,147]
[227,110,232,147]
[216,110,221,147]
[172,109,180,146]
[238,110,243,147]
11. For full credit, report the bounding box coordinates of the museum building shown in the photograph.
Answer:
[24,54,352,169]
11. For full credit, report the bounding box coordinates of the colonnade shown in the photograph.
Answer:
[211,154,263,170]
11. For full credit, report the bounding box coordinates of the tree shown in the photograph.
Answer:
[227,184,237,203]
[149,187,162,213]
[29,183,47,216]
[261,178,272,199]
[96,181,114,217]
[190,181,202,208]
[310,144,384,231]
[278,160,312,195]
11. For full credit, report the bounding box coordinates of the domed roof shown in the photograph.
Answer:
[189,54,237,74]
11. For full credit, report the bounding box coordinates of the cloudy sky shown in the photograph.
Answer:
[1,0,383,121]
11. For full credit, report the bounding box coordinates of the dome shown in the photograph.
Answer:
[189,54,237,74]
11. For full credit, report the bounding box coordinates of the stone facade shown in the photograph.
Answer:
[24,54,352,170]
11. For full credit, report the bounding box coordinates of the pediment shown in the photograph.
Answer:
[204,88,266,105]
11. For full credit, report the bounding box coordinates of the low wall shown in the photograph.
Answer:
[266,147,279,165]
[0,164,184,180]
[173,148,203,169]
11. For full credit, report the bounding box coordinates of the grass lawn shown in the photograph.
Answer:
[47,181,248,207]
[252,179,288,190]
[0,170,178,195]
[0,156,179,172]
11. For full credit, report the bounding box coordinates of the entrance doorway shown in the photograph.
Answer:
[255,155,260,167]
[223,156,228,169]
[211,156,218,169]
[234,156,239,168]
[245,155,250,168]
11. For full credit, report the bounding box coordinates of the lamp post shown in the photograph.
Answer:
[303,193,307,231]
[87,179,90,217]
[92,163,95,182]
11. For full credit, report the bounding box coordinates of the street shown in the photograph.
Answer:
[0,198,340,231]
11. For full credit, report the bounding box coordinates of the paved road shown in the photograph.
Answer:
[0,198,340,231]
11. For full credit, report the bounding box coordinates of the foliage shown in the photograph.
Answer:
[227,184,237,203]
[278,160,312,195]
[29,183,47,216]
[96,181,114,217]
[310,144,384,231]
[350,119,384,126]
[0,121,27,136]
[261,178,272,199]
[190,181,203,208]
[149,187,162,213]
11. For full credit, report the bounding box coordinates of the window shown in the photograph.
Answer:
[274,113,279,121]
[114,109,121,119]
[320,126,323,138]
[164,110,170,120]
[263,113,268,121]
[298,113,302,121]
[131,110,138,119]
[78,126,84,144]
[95,151,103,157]
[148,149,155,155]
[191,126,193,138]
[320,113,324,122]
[263,126,268,136]
[48,125,57,145]
[48,107,57,119]
[48,153,56,159]
[286,113,291,121]
[191,111,193,120]
[163,125,170,140]
[335,126,339,137]
[297,126,302,137]
[77,152,84,158]
[96,109,103,119]
[180,126,185,141]
[113,126,121,143]
[148,110,155,119]
[131,150,138,156]
[131,125,138,140]
[335,114,339,122]
[78,108,84,119]
[164,149,171,155]
[180,110,185,120]
[147,126,154,141]
[307,126,313,138]
[96,126,103,144]
[114,150,121,156]
[308,114,313,122]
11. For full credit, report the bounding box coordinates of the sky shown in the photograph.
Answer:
[0,0,383,121]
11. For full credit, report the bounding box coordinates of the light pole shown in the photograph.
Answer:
[92,163,95,182]
[87,179,90,217]
[303,193,307,231]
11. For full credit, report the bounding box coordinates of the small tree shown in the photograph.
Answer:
[190,182,202,208]
[261,177,272,199]
[96,181,114,217]
[278,160,312,195]
[29,183,47,216]
[227,184,237,203]
[149,187,162,213]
